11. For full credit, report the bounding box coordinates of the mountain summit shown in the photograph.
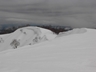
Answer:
[0,26,57,51]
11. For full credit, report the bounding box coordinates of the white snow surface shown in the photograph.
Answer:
[0,26,57,51]
[0,28,96,72]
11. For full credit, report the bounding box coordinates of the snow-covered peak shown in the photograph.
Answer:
[0,26,57,51]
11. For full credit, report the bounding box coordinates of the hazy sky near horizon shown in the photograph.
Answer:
[0,0,96,28]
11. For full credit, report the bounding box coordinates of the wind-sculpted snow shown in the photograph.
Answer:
[0,28,96,72]
[0,26,57,51]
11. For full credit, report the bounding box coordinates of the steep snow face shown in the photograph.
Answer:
[0,28,96,72]
[0,26,57,51]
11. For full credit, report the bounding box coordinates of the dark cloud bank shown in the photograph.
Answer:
[0,0,96,28]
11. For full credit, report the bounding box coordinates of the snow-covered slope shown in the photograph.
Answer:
[58,28,87,37]
[0,26,57,51]
[0,28,96,72]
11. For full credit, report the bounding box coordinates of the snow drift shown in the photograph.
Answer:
[0,26,57,51]
[0,28,96,72]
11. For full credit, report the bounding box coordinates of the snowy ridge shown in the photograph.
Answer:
[58,28,87,37]
[0,28,96,72]
[0,26,57,51]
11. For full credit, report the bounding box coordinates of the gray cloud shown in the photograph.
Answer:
[0,0,96,28]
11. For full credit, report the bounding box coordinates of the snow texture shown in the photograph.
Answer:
[58,28,87,37]
[0,27,96,72]
[0,26,57,51]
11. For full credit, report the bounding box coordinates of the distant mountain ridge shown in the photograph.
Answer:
[0,24,72,34]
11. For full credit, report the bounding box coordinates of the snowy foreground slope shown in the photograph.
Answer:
[0,28,96,72]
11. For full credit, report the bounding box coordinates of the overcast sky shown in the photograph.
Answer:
[0,0,96,28]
